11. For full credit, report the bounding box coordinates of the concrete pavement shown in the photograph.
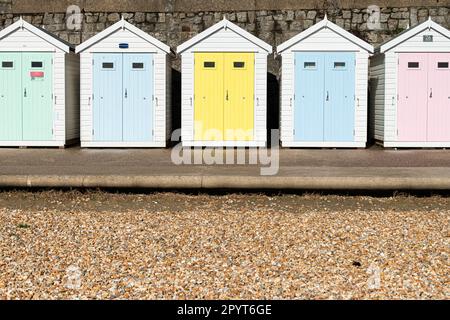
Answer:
[1,146,450,190]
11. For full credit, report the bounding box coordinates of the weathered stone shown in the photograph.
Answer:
[107,13,120,22]
[289,21,303,31]
[342,10,351,19]
[237,11,247,23]
[134,12,145,23]
[42,13,53,25]
[96,22,105,31]
[69,33,81,44]
[146,13,158,23]
[388,19,398,31]
[352,13,362,23]
[398,19,409,30]
[409,8,418,26]
[295,10,306,20]
[306,11,317,20]
[380,13,389,23]
[53,13,64,24]
[391,11,409,19]
[304,19,314,28]
[32,15,43,25]
[335,18,344,28]
[85,14,98,24]
[418,9,428,17]
[285,10,295,21]
[248,11,256,23]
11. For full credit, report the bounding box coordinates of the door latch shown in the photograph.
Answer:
[24,88,27,98]
[226,90,229,101]
[125,89,128,99]
[326,91,329,101]
[430,88,433,98]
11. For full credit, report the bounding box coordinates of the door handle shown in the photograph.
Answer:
[430,88,433,98]
[24,88,27,98]
[326,91,329,101]
[226,90,229,101]
[125,89,128,99]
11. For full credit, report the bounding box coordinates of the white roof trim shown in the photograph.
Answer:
[177,18,272,54]
[380,18,450,53]
[0,18,71,53]
[76,18,171,54]
[277,16,374,54]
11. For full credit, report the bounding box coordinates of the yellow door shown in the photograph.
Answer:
[224,53,255,141]
[194,52,255,141]
[194,53,224,141]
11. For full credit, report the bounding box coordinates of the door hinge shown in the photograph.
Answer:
[353,129,355,136]
[52,129,54,135]
[397,129,399,136]
[92,60,95,65]
[152,130,154,137]
[51,59,53,65]
[92,129,95,136]
[293,129,296,136]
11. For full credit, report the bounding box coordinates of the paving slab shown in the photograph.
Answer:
[0,146,450,190]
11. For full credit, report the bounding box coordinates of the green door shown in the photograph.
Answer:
[0,53,22,141]
[22,53,53,141]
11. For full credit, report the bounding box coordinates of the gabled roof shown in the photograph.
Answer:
[380,17,450,53]
[177,18,272,54]
[76,18,172,54]
[0,17,73,52]
[277,15,374,54]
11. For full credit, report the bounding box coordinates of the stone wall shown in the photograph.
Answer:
[0,2,449,74]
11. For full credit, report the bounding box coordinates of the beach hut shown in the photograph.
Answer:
[277,16,374,148]
[370,18,450,148]
[76,18,172,148]
[177,18,272,147]
[0,18,79,147]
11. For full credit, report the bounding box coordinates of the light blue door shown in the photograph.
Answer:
[123,54,154,142]
[324,53,355,142]
[93,53,123,141]
[294,52,325,141]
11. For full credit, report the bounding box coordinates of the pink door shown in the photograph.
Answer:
[397,53,429,142]
[427,53,450,142]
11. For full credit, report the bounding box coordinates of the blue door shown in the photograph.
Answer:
[93,53,123,141]
[294,52,355,142]
[294,52,325,141]
[324,53,355,142]
[123,54,154,142]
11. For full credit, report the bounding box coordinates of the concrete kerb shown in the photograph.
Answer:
[1,175,450,190]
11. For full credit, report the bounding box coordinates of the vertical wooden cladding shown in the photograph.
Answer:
[278,17,373,148]
[0,52,53,142]
[194,53,224,141]
[0,53,22,141]
[93,53,154,142]
[194,52,254,142]
[294,52,355,142]
[397,52,450,142]
[22,52,54,141]
[224,53,254,141]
